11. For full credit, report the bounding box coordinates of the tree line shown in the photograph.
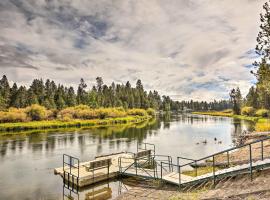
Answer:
[0,75,231,112]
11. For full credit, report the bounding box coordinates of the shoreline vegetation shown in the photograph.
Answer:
[192,109,270,132]
[0,104,155,132]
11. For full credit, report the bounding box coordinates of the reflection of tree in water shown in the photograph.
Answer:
[231,118,256,146]
[161,112,171,129]
[0,118,160,157]
[88,118,160,152]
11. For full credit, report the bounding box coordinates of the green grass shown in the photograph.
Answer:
[0,115,151,132]
[182,166,222,177]
[193,111,270,131]
[255,119,270,132]
[192,111,259,122]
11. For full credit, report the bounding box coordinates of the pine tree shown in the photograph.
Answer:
[0,75,10,108]
[77,78,87,105]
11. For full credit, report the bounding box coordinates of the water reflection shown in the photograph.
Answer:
[0,114,256,200]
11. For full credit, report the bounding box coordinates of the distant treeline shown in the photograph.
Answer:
[0,75,231,111]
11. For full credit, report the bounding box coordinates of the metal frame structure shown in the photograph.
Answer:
[161,136,270,188]
[63,154,79,192]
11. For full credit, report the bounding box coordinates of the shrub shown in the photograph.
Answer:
[146,108,156,116]
[255,109,269,118]
[127,109,148,116]
[25,104,48,121]
[75,109,98,119]
[241,106,255,116]
[0,108,28,123]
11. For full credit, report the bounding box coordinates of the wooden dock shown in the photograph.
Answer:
[54,152,135,187]
[55,139,270,191]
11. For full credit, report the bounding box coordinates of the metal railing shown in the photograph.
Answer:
[137,142,156,155]
[63,154,80,192]
[118,153,172,179]
[161,136,270,187]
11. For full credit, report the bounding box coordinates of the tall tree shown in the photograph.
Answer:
[0,75,10,108]
[230,88,242,115]
[77,78,87,105]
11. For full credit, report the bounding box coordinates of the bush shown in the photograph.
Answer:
[0,108,28,123]
[25,104,48,121]
[241,106,255,116]
[255,109,269,118]
[75,109,98,119]
[127,109,148,116]
[146,108,156,116]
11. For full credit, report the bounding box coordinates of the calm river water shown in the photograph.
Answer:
[0,114,255,200]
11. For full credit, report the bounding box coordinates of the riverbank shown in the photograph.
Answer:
[193,111,270,131]
[0,115,151,132]
[192,111,259,121]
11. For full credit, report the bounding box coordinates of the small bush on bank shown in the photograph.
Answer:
[241,106,255,116]
[0,108,28,123]
[146,108,156,116]
[255,109,269,118]
[25,104,48,121]
[127,108,148,116]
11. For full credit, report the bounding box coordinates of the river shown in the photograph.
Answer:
[0,114,255,199]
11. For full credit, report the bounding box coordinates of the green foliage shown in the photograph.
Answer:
[146,108,156,116]
[0,75,233,112]
[255,109,269,117]
[25,104,48,121]
[241,106,256,116]
[0,108,28,123]
[127,108,148,116]
[230,87,242,115]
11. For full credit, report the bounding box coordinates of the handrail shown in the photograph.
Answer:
[159,136,270,187]
[179,136,270,168]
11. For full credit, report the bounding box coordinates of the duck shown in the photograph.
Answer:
[202,139,207,144]
[218,141,222,144]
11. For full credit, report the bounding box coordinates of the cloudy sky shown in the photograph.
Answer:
[0,0,265,101]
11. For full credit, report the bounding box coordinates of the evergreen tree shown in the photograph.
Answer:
[0,75,10,108]
[77,78,87,104]
[230,88,242,115]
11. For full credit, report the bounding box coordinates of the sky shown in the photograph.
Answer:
[0,0,265,101]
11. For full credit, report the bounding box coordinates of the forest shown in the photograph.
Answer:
[0,75,231,112]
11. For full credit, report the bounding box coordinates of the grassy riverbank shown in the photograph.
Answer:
[0,115,151,132]
[193,110,270,132]
[0,104,155,132]
[192,111,259,121]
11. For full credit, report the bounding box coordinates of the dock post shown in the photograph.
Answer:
[179,166,181,190]
[249,144,253,181]
[135,158,138,176]
[161,162,163,180]
[195,160,197,177]
[227,151,229,167]
[213,155,216,187]
[261,140,264,161]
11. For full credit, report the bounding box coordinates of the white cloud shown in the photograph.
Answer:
[0,0,265,101]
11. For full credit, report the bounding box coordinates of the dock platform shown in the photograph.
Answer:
[55,138,270,192]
